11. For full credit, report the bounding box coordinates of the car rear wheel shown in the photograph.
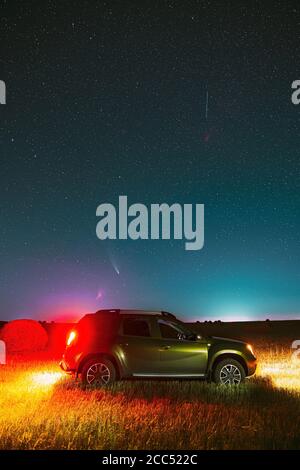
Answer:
[81,358,116,386]
[213,358,245,385]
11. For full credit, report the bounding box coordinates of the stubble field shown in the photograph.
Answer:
[1,327,300,450]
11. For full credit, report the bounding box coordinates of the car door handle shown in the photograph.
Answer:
[160,345,171,350]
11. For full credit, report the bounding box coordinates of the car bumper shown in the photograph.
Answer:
[59,359,75,374]
[247,359,257,376]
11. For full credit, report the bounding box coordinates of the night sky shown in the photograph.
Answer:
[1,2,300,322]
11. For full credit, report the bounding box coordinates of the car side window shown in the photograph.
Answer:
[159,321,181,339]
[123,318,150,337]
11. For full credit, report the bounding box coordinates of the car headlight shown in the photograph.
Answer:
[246,344,255,356]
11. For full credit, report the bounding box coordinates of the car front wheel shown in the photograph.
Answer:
[213,358,245,385]
[81,358,116,386]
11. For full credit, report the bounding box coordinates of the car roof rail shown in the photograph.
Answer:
[91,309,178,319]
[94,309,120,315]
[120,310,162,316]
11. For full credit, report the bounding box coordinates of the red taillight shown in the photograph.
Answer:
[67,330,77,346]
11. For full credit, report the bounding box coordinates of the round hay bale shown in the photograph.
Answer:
[0,319,48,353]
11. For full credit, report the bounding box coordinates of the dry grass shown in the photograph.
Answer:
[0,339,300,450]
[256,340,300,391]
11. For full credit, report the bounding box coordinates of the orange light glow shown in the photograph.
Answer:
[258,359,300,391]
[31,372,63,387]
[67,330,77,346]
[247,344,255,356]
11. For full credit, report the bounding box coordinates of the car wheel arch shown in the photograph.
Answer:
[78,353,120,379]
[210,352,248,376]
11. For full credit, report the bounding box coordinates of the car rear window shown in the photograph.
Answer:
[122,318,150,337]
[77,312,120,340]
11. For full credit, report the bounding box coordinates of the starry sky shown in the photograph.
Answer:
[1,2,300,322]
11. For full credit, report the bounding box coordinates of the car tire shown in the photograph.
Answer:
[213,358,245,385]
[81,357,116,386]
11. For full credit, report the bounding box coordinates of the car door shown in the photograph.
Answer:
[157,320,208,376]
[118,316,161,375]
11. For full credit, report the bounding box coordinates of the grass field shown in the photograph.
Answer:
[0,330,300,449]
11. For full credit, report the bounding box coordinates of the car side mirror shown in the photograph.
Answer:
[186,333,201,341]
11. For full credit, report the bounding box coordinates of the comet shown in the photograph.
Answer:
[96,290,103,300]
[112,262,120,275]
[107,247,120,275]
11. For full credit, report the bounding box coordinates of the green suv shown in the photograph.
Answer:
[60,309,257,385]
